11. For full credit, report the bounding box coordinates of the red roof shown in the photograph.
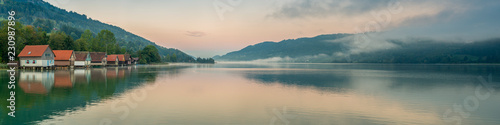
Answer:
[90,52,106,62]
[53,50,74,60]
[18,45,51,57]
[107,55,118,62]
[108,55,125,62]
[117,55,125,61]
[74,51,88,61]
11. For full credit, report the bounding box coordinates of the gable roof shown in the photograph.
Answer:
[53,50,74,60]
[117,55,125,61]
[75,51,89,61]
[124,54,131,61]
[18,45,51,57]
[90,52,106,62]
[107,55,118,62]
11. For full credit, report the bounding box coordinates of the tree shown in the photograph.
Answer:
[64,34,75,50]
[0,21,25,63]
[61,24,83,40]
[139,45,161,64]
[164,54,171,62]
[93,30,117,53]
[138,58,147,64]
[49,32,70,50]
[195,57,215,63]
[74,30,92,51]
[32,18,54,33]
[171,53,177,62]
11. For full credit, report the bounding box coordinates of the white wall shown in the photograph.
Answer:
[20,59,54,67]
[75,61,86,66]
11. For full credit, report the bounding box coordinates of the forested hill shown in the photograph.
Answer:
[215,33,500,63]
[0,0,194,62]
[215,34,351,61]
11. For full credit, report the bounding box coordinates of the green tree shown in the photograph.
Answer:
[171,53,177,62]
[74,30,92,51]
[138,58,147,64]
[93,30,117,53]
[32,18,54,33]
[164,54,171,62]
[0,21,25,63]
[139,45,161,64]
[49,32,69,50]
[64,34,75,50]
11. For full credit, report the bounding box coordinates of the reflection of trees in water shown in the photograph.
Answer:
[371,65,500,91]
[244,70,353,93]
[243,65,500,94]
[0,66,186,125]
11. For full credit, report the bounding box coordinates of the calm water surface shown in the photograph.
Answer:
[1,63,500,125]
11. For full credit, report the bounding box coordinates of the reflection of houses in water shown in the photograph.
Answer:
[90,68,107,82]
[54,71,75,88]
[74,69,91,84]
[19,72,54,94]
[106,67,126,78]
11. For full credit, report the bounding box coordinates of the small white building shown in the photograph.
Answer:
[75,51,91,67]
[18,45,55,68]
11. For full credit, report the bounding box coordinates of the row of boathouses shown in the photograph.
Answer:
[17,45,138,69]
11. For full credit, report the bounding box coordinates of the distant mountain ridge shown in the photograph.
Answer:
[0,0,194,62]
[215,34,351,61]
[215,33,500,63]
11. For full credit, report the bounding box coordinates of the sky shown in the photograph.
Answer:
[43,0,500,57]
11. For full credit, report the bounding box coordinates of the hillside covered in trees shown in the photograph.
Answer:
[0,0,194,62]
[0,20,163,64]
[215,33,500,63]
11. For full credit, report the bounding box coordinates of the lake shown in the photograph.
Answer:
[1,63,500,125]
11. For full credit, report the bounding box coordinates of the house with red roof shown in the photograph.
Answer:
[90,52,107,67]
[108,54,127,66]
[75,51,91,67]
[53,50,75,67]
[117,54,126,66]
[18,45,55,68]
[107,54,119,66]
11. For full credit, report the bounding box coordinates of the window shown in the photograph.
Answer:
[26,60,30,64]
[33,60,36,64]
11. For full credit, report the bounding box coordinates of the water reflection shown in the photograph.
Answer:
[0,65,187,125]
[19,72,54,94]
[54,71,75,88]
[235,64,500,125]
[1,64,499,125]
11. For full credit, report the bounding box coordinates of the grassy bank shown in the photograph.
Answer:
[0,63,8,69]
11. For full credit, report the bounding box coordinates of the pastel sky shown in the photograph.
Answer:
[43,0,500,57]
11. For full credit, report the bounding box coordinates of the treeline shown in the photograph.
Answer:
[340,39,500,63]
[195,57,215,63]
[0,21,162,64]
[216,32,500,63]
